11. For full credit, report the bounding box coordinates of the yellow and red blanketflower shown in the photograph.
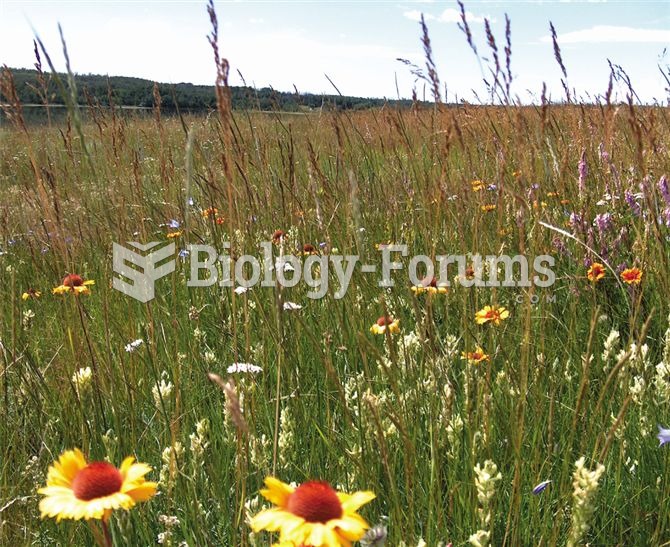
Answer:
[370,316,400,335]
[587,262,606,282]
[471,179,485,192]
[462,346,490,365]
[52,274,95,296]
[474,305,510,326]
[411,276,448,295]
[38,449,157,522]
[621,267,643,285]
[302,244,318,256]
[22,288,42,300]
[273,230,286,244]
[250,477,375,547]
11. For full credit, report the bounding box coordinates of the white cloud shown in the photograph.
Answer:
[404,7,491,24]
[403,10,434,22]
[541,25,670,44]
[437,8,486,24]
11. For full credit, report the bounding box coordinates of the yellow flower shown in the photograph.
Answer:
[167,231,182,239]
[462,346,490,365]
[38,449,157,522]
[471,180,485,192]
[202,207,218,218]
[475,305,510,326]
[621,267,642,285]
[481,204,496,212]
[370,316,400,335]
[22,288,41,300]
[52,274,95,296]
[411,276,448,295]
[250,477,375,547]
[587,263,606,282]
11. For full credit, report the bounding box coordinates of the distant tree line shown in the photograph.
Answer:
[6,68,420,112]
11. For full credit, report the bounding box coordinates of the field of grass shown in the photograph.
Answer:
[2,10,670,546]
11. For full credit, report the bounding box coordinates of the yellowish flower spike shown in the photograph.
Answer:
[38,449,157,522]
[250,477,375,547]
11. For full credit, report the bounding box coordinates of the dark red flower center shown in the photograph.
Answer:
[376,315,394,326]
[421,276,438,287]
[71,462,123,501]
[286,481,343,523]
[272,230,285,242]
[303,244,316,253]
[62,274,84,287]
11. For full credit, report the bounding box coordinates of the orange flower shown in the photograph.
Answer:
[411,276,448,295]
[301,244,318,256]
[462,346,490,365]
[475,305,510,326]
[215,217,225,225]
[272,230,286,244]
[38,449,157,522]
[587,263,606,282]
[621,267,642,285]
[481,204,496,212]
[202,207,218,218]
[166,231,182,239]
[471,180,485,192]
[370,316,400,335]
[53,274,95,296]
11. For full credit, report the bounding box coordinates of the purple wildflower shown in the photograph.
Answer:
[598,143,609,164]
[659,175,670,206]
[552,236,571,257]
[593,213,613,234]
[168,219,180,229]
[532,480,551,495]
[569,212,583,232]
[658,425,670,447]
[625,191,641,216]
[578,149,587,197]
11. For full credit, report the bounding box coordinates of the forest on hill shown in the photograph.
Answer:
[5,68,419,112]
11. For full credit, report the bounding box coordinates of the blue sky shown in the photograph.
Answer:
[0,0,668,103]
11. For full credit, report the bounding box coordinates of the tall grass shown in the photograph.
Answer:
[1,3,669,546]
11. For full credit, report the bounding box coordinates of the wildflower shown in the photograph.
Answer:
[474,305,510,326]
[227,363,263,374]
[587,263,606,282]
[153,373,173,407]
[283,301,303,311]
[216,216,225,225]
[462,347,490,365]
[167,219,180,229]
[471,180,486,192]
[249,476,375,546]
[578,149,587,198]
[370,316,400,335]
[52,274,95,296]
[272,230,286,244]
[302,244,318,256]
[621,267,642,285]
[593,213,613,234]
[481,204,496,213]
[532,480,551,495]
[202,207,218,218]
[38,449,157,521]
[125,339,144,353]
[166,231,182,239]
[568,457,605,546]
[72,367,92,395]
[411,276,448,295]
[658,426,670,447]
[624,191,641,216]
[22,288,41,300]
[360,523,388,546]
